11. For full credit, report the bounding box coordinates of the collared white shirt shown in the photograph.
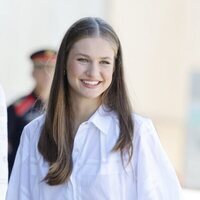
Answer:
[6,105,183,200]
[0,84,8,200]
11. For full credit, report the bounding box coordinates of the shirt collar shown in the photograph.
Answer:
[88,105,116,135]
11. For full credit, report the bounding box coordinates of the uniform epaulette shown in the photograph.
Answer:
[14,94,36,116]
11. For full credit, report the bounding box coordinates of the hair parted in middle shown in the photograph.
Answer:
[38,17,134,185]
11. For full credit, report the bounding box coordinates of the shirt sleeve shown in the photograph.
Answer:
[6,126,31,200]
[133,118,183,200]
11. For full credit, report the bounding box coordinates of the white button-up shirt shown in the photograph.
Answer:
[6,106,183,200]
[0,84,8,200]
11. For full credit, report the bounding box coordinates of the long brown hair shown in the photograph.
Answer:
[38,17,134,185]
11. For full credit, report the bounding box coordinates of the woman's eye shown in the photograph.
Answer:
[100,60,110,65]
[77,58,88,63]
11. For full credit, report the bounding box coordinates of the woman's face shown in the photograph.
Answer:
[66,37,115,102]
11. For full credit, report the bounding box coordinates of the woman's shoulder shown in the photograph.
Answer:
[22,114,45,140]
[132,113,153,128]
[132,112,157,140]
[25,114,45,129]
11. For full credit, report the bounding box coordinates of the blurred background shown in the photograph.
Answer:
[0,0,200,198]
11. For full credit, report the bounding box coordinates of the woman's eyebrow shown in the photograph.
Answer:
[100,57,112,60]
[75,53,89,57]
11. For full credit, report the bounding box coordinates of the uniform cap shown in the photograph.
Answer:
[30,49,57,67]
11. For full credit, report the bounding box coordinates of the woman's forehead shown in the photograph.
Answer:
[71,36,118,56]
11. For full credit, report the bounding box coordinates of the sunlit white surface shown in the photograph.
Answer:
[183,188,200,200]
[0,84,8,200]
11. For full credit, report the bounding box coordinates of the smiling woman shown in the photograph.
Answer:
[66,37,115,103]
[6,17,183,200]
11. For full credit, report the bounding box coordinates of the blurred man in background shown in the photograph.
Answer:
[8,49,57,177]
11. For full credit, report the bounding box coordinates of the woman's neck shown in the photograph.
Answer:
[72,98,101,132]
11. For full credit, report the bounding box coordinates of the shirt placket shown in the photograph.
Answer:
[70,122,89,200]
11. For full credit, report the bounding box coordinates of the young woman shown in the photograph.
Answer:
[6,17,182,200]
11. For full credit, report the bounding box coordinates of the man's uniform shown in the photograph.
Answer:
[8,91,44,176]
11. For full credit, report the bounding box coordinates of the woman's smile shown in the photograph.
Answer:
[80,79,102,89]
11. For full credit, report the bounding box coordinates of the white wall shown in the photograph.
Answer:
[109,0,188,120]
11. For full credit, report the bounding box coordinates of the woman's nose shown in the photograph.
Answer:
[86,62,99,77]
